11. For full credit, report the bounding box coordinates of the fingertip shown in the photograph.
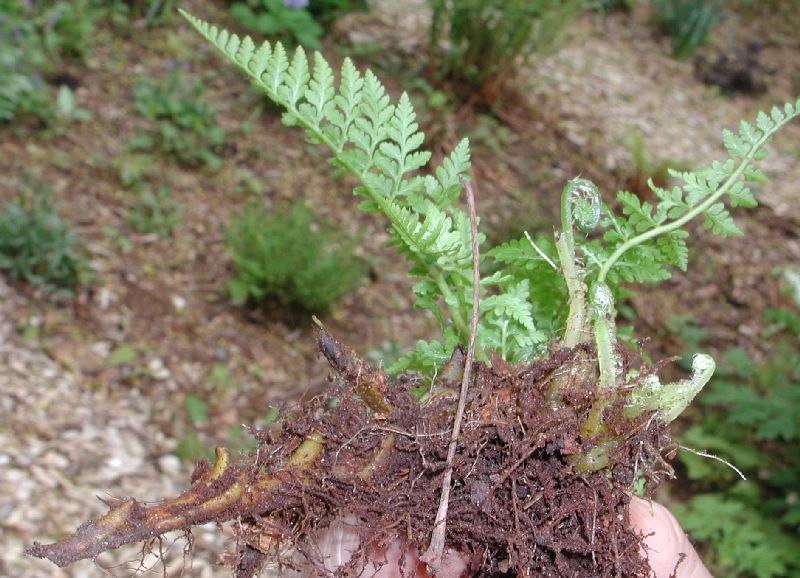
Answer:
[437,548,470,578]
[629,497,712,578]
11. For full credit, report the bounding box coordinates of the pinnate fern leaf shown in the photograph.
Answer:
[181,11,547,372]
[589,97,800,286]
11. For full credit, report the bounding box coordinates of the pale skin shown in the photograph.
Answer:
[629,497,713,578]
[297,498,711,577]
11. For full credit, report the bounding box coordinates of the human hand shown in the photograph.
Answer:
[287,516,467,577]
[295,498,711,577]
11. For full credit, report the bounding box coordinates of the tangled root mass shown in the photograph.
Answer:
[28,328,672,577]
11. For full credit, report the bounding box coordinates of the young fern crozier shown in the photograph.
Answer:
[576,101,800,436]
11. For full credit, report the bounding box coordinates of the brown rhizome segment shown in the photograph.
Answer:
[28,327,673,576]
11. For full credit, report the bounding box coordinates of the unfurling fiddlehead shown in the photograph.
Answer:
[547,178,601,402]
[557,178,601,349]
[624,353,715,422]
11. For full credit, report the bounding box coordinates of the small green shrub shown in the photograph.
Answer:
[130,71,227,168]
[428,0,582,105]
[0,3,53,125]
[226,202,365,315]
[127,187,181,237]
[229,0,317,49]
[587,0,634,12]
[229,0,367,49]
[674,308,800,577]
[650,0,725,59]
[0,183,87,293]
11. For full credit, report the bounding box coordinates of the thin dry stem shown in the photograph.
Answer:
[422,176,480,573]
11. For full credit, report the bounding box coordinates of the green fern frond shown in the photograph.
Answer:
[389,328,460,375]
[182,11,548,373]
[594,97,800,286]
[479,279,543,362]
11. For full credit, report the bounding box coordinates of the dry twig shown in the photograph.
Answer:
[421,176,481,573]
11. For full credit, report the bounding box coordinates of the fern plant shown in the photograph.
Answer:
[181,9,800,443]
[569,103,799,434]
[182,10,545,376]
[25,13,800,576]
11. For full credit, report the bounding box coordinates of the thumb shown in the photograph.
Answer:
[629,497,713,578]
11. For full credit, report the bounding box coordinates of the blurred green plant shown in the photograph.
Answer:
[127,187,181,237]
[674,307,800,577]
[0,52,52,125]
[428,0,582,106]
[101,0,178,27]
[305,0,368,25]
[47,85,95,137]
[185,394,209,424]
[229,0,315,48]
[226,201,365,315]
[101,225,134,254]
[0,0,107,126]
[587,0,634,12]
[41,0,103,61]
[467,114,511,152]
[229,0,368,49]
[4,0,103,60]
[0,3,53,125]
[108,344,138,366]
[650,0,725,59]
[176,395,267,462]
[0,182,88,294]
[625,128,691,197]
[130,70,227,168]
[117,154,159,188]
[55,86,92,123]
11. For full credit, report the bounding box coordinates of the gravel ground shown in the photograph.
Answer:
[526,6,800,223]
[0,278,229,578]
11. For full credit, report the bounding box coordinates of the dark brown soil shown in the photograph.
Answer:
[29,328,672,577]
